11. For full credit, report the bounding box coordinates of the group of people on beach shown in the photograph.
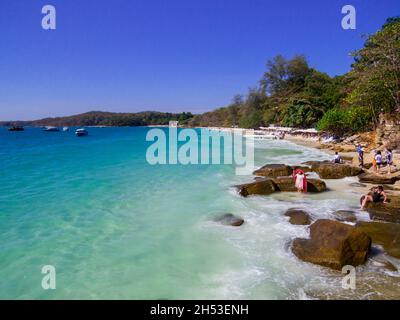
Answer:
[292,144,395,211]
[356,144,394,174]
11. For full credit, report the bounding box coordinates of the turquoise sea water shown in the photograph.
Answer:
[1,127,399,299]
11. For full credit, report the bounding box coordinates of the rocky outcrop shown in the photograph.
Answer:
[358,173,399,185]
[375,112,400,150]
[311,162,363,179]
[253,164,293,177]
[252,163,313,178]
[364,197,400,223]
[284,209,311,225]
[237,177,326,197]
[273,177,326,193]
[333,210,357,223]
[356,221,400,259]
[214,213,245,227]
[292,219,371,270]
[237,179,276,197]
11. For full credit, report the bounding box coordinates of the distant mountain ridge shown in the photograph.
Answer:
[0,111,194,127]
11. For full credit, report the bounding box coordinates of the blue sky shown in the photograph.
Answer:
[0,0,398,120]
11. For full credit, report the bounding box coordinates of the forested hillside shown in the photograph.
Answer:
[0,111,194,127]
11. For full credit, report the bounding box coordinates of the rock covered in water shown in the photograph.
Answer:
[284,209,311,225]
[356,221,400,259]
[292,219,371,270]
[363,196,400,223]
[311,162,363,179]
[333,210,357,223]
[214,213,244,227]
[237,177,326,197]
[273,177,327,193]
[236,179,276,197]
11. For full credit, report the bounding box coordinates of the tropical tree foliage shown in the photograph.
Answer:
[190,17,400,135]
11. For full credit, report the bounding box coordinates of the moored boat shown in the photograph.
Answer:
[75,128,88,137]
[8,126,24,131]
[44,126,60,132]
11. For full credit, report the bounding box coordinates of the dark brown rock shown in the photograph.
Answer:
[292,219,371,270]
[253,164,293,178]
[214,213,244,227]
[358,173,399,185]
[356,221,400,259]
[273,177,326,193]
[364,197,400,223]
[333,210,357,223]
[284,209,311,225]
[311,163,364,179]
[236,179,276,197]
[291,165,312,173]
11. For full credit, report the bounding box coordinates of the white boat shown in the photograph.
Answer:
[75,128,88,137]
[63,127,69,132]
[43,126,60,132]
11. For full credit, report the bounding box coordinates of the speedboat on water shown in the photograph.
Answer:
[63,127,69,132]
[8,126,24,131]
[44,126,60,132]
[75,128,88,137]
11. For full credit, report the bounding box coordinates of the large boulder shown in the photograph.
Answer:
[284,209,311,225]
[356,221,400,259]
[311,162,363,179]
[236,179,276,197]
[237,177,326,197]
[214,213,244,227]
[292,219,371,270]
[364,197,400,223]
[253,164,293,178]
[273,177,326,193]
[358,173,398,185]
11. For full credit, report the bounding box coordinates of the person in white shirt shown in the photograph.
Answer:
[375,151,383,174]
[333,152,342,164]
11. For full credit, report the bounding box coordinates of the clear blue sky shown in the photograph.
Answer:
[0,0,398,120]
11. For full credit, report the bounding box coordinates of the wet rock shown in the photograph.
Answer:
[291,165,312,173]
[214,213,244,227]
[253,164,293,178]
[311,162,364,179]
[333,210,357,223]
[273,177,326,193]
[349,182,367,188]
[284,209,311,225]
[236,179,276,197]
[371,256,398,272]
[358,173,399,185]
[292,219,371,270]
[301,160,331,167]
[363,197,400,223]
[237,177,326,197]
[356,221,400,259]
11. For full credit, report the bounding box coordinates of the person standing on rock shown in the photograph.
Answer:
[356,145,364,168]
[385,148,393,174]
[375,151,383,174]
[294,169,307,193]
